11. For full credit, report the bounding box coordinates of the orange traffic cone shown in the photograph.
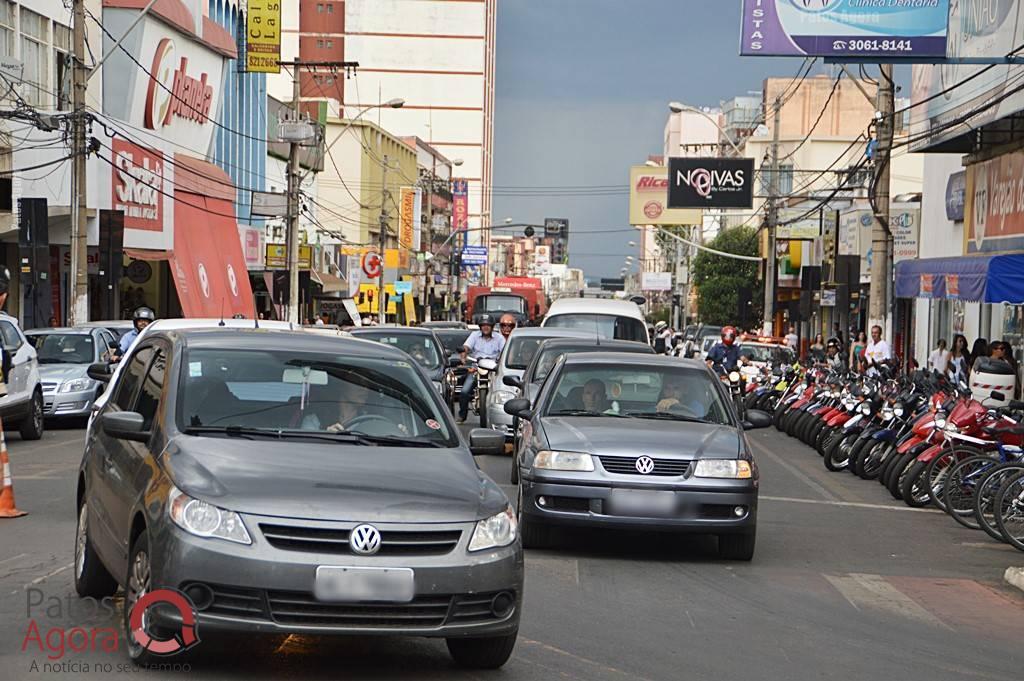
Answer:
[0,428,26,518]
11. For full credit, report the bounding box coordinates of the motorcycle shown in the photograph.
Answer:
[465,356,499,427]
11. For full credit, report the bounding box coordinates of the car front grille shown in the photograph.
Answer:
[41,382,58,394]
[597,456,691,477]
[259,523,462,556]
[199,583,514,629]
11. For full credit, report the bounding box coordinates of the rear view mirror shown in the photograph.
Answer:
[991,390,1006,402]
[504,398,532,419]
[282,368,328,385]
[101,411,150,442]
[742,409,772,430]
[469,429,505,456]
[87,362,113,384]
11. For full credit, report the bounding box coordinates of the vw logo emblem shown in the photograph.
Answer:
[635,456,655,475]
[350,524,382,555]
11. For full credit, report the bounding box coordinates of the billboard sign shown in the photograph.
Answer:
[452,179,469,232]
[964,149,1024,255]
[641,271,673,291]
[628,166,702,225]
[544,217,568,237]
[246,0,281,73]
[461,245,488,265]
[946,170,966,222]
[668,158,755,209]
[740,0,949,58]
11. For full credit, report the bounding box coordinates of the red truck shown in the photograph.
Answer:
[465,277,548,326]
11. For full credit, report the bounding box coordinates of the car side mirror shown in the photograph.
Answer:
[100,411,150,442]
[87,362,113,383]
[503,375,522,389]
[469,429,505,456]
[503,398,533,419]
[742,409,772,430]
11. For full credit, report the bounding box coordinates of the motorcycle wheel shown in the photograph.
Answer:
[859,442,892,480]
[887,451,919,500]
[825,432,858,472]
[806,419,826,447]
[788,410,809,438]
[899,459,932,507]
[815,426,835,456]
[822,430,844,465]
[797,414,816,444]
[478,387,489,428]
[945,455,999,530]
[847,436,875,477]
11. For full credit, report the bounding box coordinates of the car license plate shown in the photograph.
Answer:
[313,566,415,603]
[608,489,676,517]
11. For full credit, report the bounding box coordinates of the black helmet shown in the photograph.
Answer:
[478,314,495,327]
[0,266,9,295]
[133,306,156,322]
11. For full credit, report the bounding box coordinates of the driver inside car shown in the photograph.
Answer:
[301,381,373,432]
[580,379,610,412]
[656,375,707,416]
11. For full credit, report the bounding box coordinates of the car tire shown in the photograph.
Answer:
[718,531,756,561]
[446,631,518,669]
[123,529,170,667]
[74,498,118,598]
[479,389,489,428]
[19,391,44,441]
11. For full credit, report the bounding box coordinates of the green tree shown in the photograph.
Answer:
[692,226,763,328]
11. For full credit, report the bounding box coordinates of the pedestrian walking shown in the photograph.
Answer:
[928,339,950,374]
[947,334,969,384]
[850,330,868,370]
[784,325,799,350]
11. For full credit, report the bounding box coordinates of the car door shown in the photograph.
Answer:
[88,344,155,568]
[0,319,30,406]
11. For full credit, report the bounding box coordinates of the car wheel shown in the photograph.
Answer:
[74,498,118,598]
[19,391,44,441]
[123,529,168,666]
[446,630,518,669]
[517,484,549,549]
[718,530,756,561]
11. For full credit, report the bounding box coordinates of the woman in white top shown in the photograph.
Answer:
[947,334,969,384]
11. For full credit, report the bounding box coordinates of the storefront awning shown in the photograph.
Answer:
[311,269,347,294]
[895,255,1024,304]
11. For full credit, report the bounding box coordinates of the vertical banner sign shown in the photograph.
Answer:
[452,179,469,232]
[246,1,282,73]
[399,187,417,251]
[412,187,423,250]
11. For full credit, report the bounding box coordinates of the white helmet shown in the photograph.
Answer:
[655,321,668,332]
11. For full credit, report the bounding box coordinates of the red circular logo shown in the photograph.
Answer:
[643,201,663,220]
[362,252,382,279]
[129,588,200,656]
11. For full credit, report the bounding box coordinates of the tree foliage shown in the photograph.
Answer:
[692,226,763,327]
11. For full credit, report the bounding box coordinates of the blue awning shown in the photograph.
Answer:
[895,255,1024,304]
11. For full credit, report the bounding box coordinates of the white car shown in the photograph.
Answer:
[0,313,44,440]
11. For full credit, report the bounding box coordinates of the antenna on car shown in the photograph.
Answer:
[254,314,260,329]
[218,299,226,327]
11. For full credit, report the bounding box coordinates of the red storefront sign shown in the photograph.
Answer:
[965,148,1024,255]
[111,139,165,232]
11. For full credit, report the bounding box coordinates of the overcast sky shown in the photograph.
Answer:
[491,0,809,279]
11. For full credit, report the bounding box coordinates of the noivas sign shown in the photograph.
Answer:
[668,158,755,209]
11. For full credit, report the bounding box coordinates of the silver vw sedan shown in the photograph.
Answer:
[75,328,522,668]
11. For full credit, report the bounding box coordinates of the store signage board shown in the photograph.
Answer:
[667,158,755,209]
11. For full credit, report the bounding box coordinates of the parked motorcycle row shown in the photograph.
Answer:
[745,362,1024,553]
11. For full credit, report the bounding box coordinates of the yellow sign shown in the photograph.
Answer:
[384,249,410,269]
[265,244,312,269]
[356,283,400,316]
[399,187,416,250]
[246,1,281,73]
[629,166,702,226]
[403,292,417,324]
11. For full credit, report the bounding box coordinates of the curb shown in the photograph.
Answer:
[1005,567,1024,594]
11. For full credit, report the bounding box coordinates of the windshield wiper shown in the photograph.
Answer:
[183,425,264,439]
[183,425,446,447]
[548,409,631,418]
[625,412,715,424]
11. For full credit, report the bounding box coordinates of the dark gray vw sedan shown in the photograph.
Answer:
[505,352,766,560]
[75,328,521,668]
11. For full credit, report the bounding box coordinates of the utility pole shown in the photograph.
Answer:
[762,96,782,337]
[868,64,894,339]
[68,0,88,324]
[286,57,302,324]
[377,155,390,323]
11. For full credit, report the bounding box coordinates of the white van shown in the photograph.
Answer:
[541,298,649,344]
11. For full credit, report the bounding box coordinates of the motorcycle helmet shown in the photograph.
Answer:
[478,314,495,328]
[655,321,668,333]
[132,306,156,331]
[721,325,738,346]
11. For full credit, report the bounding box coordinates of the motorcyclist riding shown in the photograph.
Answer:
[115,306,156,360]
[654,321,671,354]
[458,313,505,424]
[706,326,741,376]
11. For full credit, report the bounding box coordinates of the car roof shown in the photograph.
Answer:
[26,327,94,335]
[544,297,645,319]
[420,321,467,329]
[538,337,653,351]
[350,327,439,338]
[562,351,707,369]
[508,327,595,338]
[166,327,410,359]
[79,320,133,327]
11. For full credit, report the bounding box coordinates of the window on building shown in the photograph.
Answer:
[778,164,794,196]
[0,1,15,105]
[53,22,71,111]
[19,8,49,108]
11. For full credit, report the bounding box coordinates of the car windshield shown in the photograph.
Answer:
[738,344,795,364]
[531,344,652,382]
[178,349,456,446]
[30,334,95,364]
[476,294,526,313]
[434,330,470,355]
[505,335,558,370]
[355,333,441,370]
[545,314,646,342]
[543,364,731,425]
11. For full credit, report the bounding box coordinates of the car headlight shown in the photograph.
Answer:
[859,402,872,415]
[893,404,905,417]
[693,459,753,479]
[533,450,595,472]
[493,389,517,404]
[468,506,517,552]
[60,377,93,393]
[168,485,251,545]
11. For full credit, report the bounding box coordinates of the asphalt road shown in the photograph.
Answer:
[1,420,1023,680]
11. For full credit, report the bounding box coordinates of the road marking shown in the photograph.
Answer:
[0,552,28,566]
[749,437,841,502]
[760,495,938,513]
[959,541,1019,551]
[824,573,950,629]
[26,562,73,587]
[521,638,654,681]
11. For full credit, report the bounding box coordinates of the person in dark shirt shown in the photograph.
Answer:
[706,326,741,375]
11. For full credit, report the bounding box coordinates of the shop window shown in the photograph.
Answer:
[53,22,71,111]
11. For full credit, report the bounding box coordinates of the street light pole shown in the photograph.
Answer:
[377,155,390,324]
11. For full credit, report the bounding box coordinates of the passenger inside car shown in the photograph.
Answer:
[581,379,610,412]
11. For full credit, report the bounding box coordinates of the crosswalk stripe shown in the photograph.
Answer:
[824,573,951,629]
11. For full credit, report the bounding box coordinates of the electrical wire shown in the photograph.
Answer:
[779,74,842,162]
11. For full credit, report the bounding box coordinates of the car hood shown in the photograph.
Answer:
[162,436,507,523]
[38,364,89,381]
[540,416,741,459]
